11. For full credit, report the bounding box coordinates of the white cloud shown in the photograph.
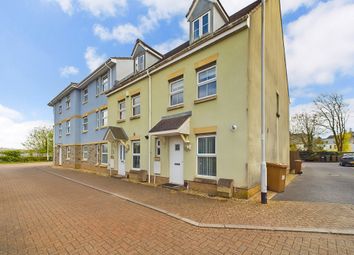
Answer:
[93,24,143,44]
[285,0,354,87]
[280,0,318,14]
[0,105,51,149]
[77,0,127,17]
[84,47,107,72]
[60,66,79,77]
[50,0,74,15]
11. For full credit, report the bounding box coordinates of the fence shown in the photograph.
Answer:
[296,151,353,162]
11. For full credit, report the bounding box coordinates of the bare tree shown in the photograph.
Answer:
[313,93,349,152]
[291,112,322,152]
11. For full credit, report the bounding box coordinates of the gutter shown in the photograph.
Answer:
[147,70,152,184]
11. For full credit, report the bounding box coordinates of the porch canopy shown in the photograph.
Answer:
[103,126,129,142]
[149,112,191,137]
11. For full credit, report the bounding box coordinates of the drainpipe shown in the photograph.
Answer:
[104,62,113,89]
[260,0,267,204]
[147,70,152,184]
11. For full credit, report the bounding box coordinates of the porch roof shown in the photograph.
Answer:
[103,126,129,142]
[149,112,191,136]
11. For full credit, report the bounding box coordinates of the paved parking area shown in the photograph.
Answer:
[0,164,354,254]
[274,163,354,204]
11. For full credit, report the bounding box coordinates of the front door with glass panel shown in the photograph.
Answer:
[169,137,184,185]
[118,144,126,176]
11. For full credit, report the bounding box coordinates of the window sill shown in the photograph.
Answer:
[154,157,161,161]
[194,176,217,184]
[82,131,88,134]
[117,119,126,124]
[194,95,217,105]
[167,104,184,112]
[81,159,88,162]
[99,164,108,168]
[130,115,141,120]
[66,134,70,136]
[82,101,88,105]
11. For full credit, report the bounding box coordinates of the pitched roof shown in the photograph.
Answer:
[150,113,192,133]
[131,39,163,59]
[48,82,79,106]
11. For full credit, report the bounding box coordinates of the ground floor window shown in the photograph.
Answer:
[101,144,108,164]
[197,135,216,177]
[96,144,100,164]
[132,141,140,169]
[82,145,89,161]
[66,146,71,160]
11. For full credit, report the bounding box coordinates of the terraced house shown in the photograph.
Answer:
[49,0,289,198]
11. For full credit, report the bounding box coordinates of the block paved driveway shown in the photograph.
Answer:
[274,163,354,204]
[0,164,354,255]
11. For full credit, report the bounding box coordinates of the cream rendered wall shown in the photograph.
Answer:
[247,0,290,187]
[108,29,251,187]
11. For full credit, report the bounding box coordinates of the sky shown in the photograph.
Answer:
[0,0,353,149]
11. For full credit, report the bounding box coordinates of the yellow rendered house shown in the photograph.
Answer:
[101,0,289,198]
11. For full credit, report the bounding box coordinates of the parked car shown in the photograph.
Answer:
[339,155,354,166]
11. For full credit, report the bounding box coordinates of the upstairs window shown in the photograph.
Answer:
[96,81,100,96]
[96,112,100,129]
[135,55,145,73]
[170,79,184,106]
[58,105,62,114]
[58,124,62,138]
[65,96,71,109]
[100,109,108,127]
[132,94,141,117]
[197,65,216,99]
[82,116,88,132]
[118,100,126,120]
[83,88,88,104]
[101,73,109,92]
[193,12,210,41]
[66,121,71,135]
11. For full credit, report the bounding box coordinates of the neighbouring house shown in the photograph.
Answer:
[49,0,289,198]
[48,59,134,174]
[323,131,354,152]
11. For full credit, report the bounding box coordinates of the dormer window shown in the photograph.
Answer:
[135,55,145,73]
[193,12,210,41]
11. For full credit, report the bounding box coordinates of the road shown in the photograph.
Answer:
[0,163,353,254]
[274,162,354,204]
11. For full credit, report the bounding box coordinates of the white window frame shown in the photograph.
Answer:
[58,124,62,138]
[197,65,217,100]
[96,144,100,165]
[132,94,141,117]
[196,134,217,178]
[155,138,161,157]
[193,11,210,41]
[135,55,145,73]
[118,100,126,120]
[82,116,88,132]
[58,105,62,114]
[82,145,89,161]
[100,109,108,127]
[96,81,100,96]
[66,121,71,135]
[83,88,88,104]
[169,78,184,107]
[96,112,100,129]
[101,144,108,165]
[132,141,141,170]
[65,96,71,109]
[66,146,71,160]
[101,73,109,93]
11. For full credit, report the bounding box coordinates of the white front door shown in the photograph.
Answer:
[169,137,184,185]
[58,146,62,166]
[118,144,126,176]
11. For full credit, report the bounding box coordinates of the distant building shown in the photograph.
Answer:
[323,131,354,152]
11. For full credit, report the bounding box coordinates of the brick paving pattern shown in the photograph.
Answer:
[0,164,353,254]
[45,166,354,230]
